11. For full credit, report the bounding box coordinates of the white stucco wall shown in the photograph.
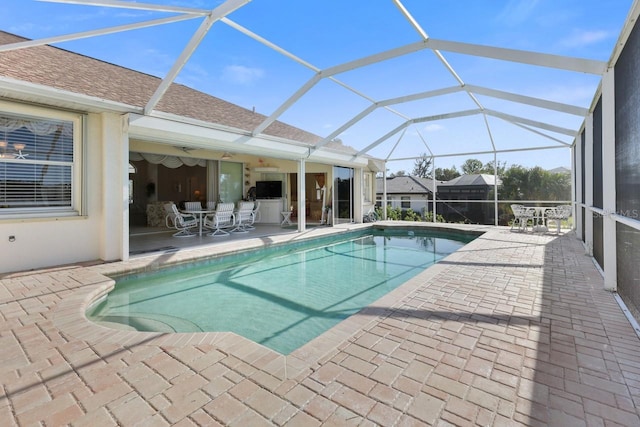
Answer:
[0,111,122,274]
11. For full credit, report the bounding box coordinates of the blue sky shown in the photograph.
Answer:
[0,0,633,174]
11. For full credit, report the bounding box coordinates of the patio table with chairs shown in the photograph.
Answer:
[510,204,572,233]
[181,203,216,236]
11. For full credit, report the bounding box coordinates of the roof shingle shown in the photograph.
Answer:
[0,31,322,145]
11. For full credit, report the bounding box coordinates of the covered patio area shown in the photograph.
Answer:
[1,224,639,425]
[129,223,302,257]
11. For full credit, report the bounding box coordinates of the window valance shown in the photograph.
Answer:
[129,152,206,168]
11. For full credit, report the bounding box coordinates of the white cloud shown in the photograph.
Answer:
[495,0,540,26]
[221,65,264,85]
[559,29,613,48]
[424,124,444,132]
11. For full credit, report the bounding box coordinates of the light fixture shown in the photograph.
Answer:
[0,141,28,159]
[13,143,28,159]
[221,152,232,160]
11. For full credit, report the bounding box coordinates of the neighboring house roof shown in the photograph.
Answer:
[548,166,571,175]
[0,31,322,145]
[375,176,439,194]
[438,174,502,187]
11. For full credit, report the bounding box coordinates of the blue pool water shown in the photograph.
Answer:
[87,229,475,354]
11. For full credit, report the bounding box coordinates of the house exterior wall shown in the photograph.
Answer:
[99,112,128,262]
[0,110,117,273]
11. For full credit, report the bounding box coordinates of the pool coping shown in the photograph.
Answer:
[52,221,493,380]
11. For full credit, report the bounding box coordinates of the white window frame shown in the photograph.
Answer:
[0,101,83,219]
[363,172,373,203]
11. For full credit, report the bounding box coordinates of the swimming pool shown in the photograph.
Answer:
[87,228,475,354]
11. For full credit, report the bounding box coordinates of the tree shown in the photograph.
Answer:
[412,153,432,178]
[499,165,529,200]
[480,160,507,176]
[434,165,460,181]
[393,170,407,177]
[461,158,483,174]
[499,165,570,201]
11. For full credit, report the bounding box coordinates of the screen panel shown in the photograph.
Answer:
[614,19,640,317]
[615,17,640,216]
[593,97,603,209]
[593,214,604,269]
[617,222,640,315]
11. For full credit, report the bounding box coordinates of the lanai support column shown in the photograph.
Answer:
[575,132,584,240]
[601,68,617,291]
[298,159,306,232]
[383,167,388,220]
[432,156,437,222]
[100,112,129,262]
[494,151,499,226]
[584,113,594,256]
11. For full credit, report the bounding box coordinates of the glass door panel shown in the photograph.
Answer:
[333,166,353,223]
[219,161,243,203]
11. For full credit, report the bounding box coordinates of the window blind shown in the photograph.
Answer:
[0,112,74,210]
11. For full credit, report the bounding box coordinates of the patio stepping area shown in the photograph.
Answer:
[1,225,640,426]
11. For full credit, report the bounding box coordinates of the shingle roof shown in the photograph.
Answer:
[438,174,501,187]
[0,31,322,145]
[375,176,438,194]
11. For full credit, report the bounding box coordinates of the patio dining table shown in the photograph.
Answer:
[181,209,216,236]
[527,206,549,232]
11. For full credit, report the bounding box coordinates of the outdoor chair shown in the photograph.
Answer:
[183,201,203,225]
[231,201,255,233]
[251,201,261,224]
[545,205,572,233]
[203,202,235,236]
[183,201,203,211]
[510,204,534,232]
[164,203,198,237]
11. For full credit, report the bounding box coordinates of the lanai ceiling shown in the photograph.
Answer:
[1,0,636,170]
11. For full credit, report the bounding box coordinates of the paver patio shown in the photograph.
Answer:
[1,224,640,426]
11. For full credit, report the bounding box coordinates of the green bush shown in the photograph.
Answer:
[381,205,445,223]
[402,208,420,221]
[384,205,402,220]
[423,211,446,223]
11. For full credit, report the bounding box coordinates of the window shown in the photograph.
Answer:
[363,172,372,203]
[401,196,410,208]
[0,103,82,216]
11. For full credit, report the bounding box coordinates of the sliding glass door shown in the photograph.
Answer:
[219,161,243,203]
[333,166,353,224]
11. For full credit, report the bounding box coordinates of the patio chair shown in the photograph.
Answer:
[203,202,235,236]
[251,201,261,224]
[510,204,534,232]
[546,205,572,233]
[164,203,198,237]
[184,201,203,211]
[183,201,203,225]
[231,201,255,233]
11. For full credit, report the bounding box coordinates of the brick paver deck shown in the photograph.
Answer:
[1,224,639,426]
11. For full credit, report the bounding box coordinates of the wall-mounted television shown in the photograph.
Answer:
[256,180,282,199]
